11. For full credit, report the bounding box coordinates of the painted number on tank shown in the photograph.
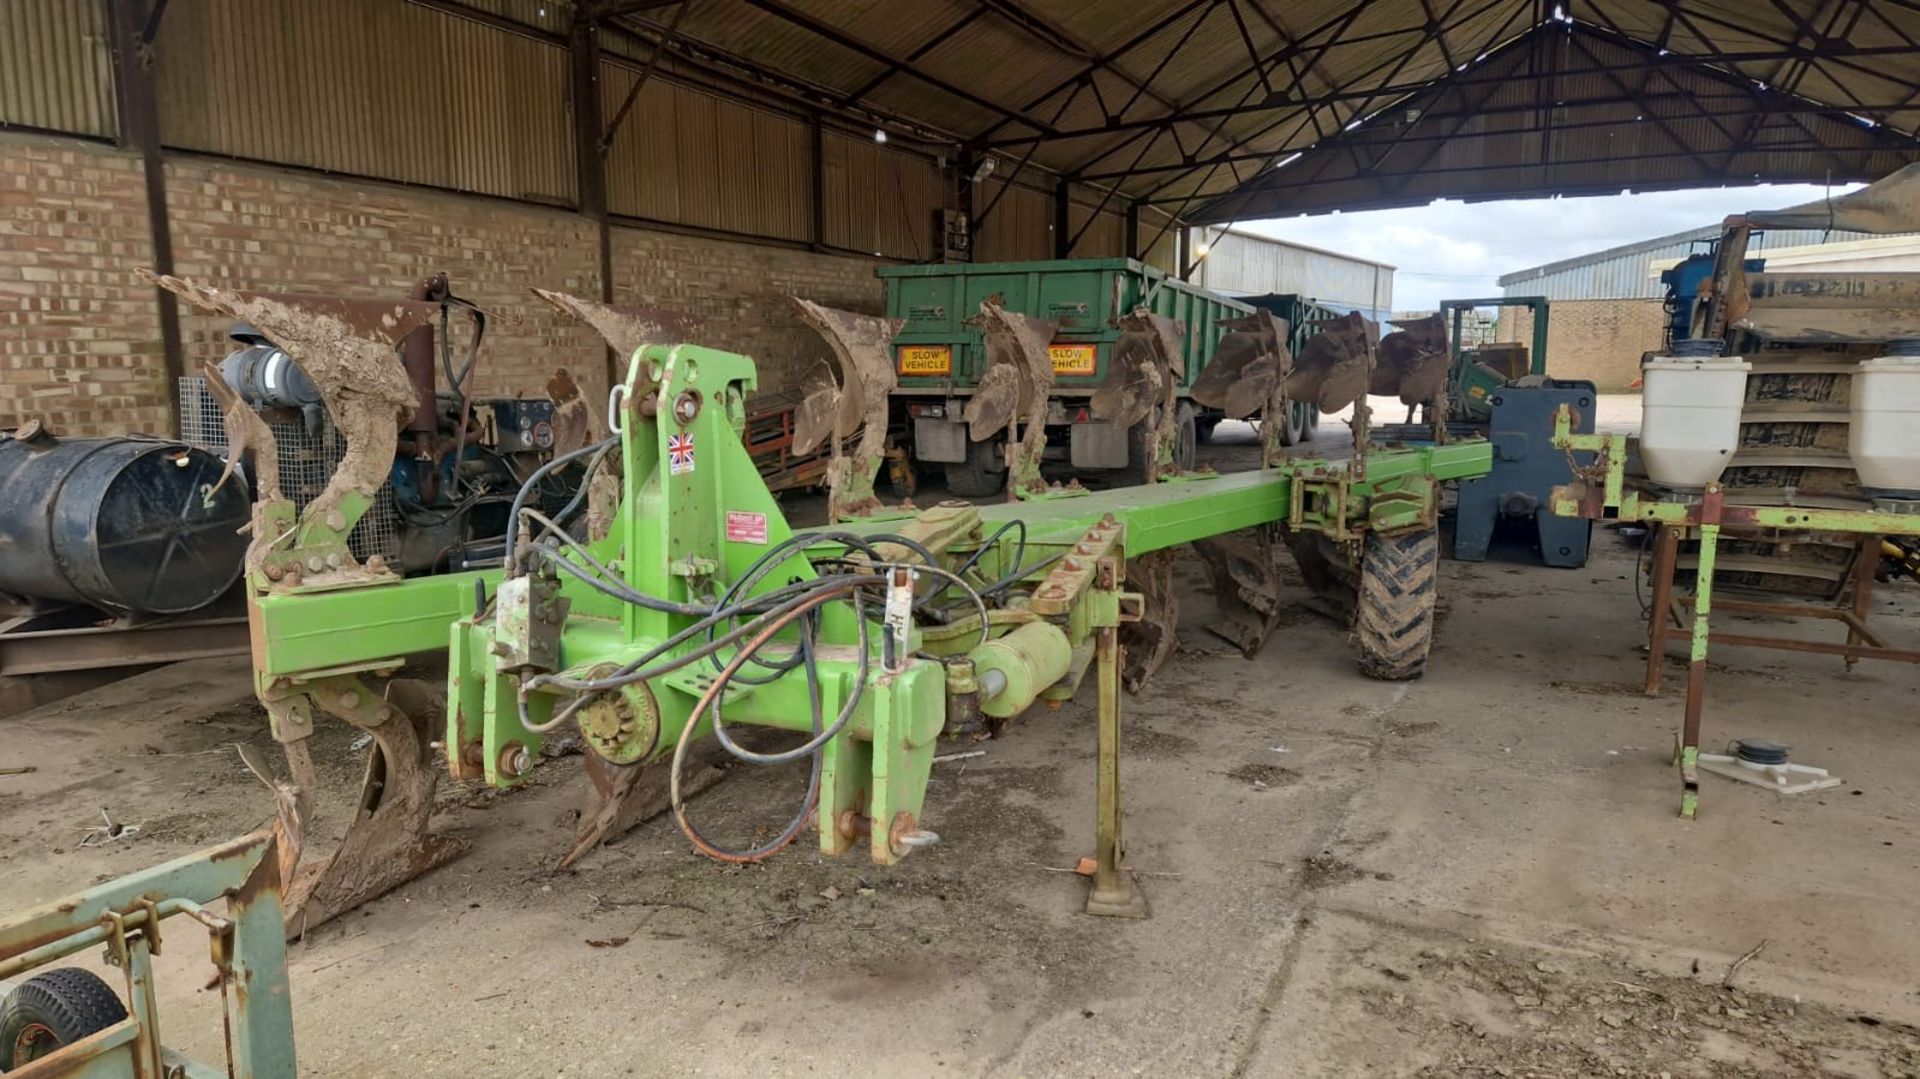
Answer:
[897,345,951,376]
[1048,344,1096,376]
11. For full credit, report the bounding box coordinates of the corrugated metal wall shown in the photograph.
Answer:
[602,68,812,241]
[4,0,1167,271]
[1186,227,1395,316]
[154,0,575,204]
[974,180,1052,262]
[1499,225,1893,300]
[0,0,116,137]
[821,130,945,259]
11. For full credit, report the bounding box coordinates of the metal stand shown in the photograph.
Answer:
[1640,494,1919,818]
[1084,621,1148,918]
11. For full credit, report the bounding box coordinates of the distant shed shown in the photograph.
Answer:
[1185,227,1395,322]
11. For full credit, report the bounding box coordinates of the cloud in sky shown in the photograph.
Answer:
[1234,183,1862,312]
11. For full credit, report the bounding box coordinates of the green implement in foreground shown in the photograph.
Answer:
[0,831,295,1076]
[163,273,1489,933]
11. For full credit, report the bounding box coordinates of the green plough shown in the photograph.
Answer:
[148,276,1487,933]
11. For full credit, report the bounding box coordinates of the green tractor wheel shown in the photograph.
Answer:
[1354,525,1439,681]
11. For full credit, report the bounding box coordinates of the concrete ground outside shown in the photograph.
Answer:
[4,391,1918,1077]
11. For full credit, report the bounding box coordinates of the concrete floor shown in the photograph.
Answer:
[5,394,1919,1076]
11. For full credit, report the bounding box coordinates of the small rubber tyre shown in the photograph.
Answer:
[943,439,1005,498]
[1275,400,1304,447]
[0,968,128,1068]
[1354,525,1439,681]
[1121,405,1196,485]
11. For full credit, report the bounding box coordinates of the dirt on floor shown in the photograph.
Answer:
[4,404,1920,1076]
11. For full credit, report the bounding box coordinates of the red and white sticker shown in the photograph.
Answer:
[725,510,769,545]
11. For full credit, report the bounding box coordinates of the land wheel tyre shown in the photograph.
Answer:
[1355,525,1439,681]
[0,968,128,1068]
[943,440,1005,498]
[1275,400,1304,447]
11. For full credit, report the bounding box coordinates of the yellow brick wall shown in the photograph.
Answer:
[2,130,885,436]
[1496,298,1667,391]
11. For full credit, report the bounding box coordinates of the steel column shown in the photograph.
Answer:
[104,0,183,435]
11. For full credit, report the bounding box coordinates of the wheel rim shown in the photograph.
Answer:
[14,1022,61,1062]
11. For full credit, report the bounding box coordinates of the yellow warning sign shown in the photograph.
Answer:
[897,345,951,376]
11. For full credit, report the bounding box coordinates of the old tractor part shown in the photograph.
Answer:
[1287,311,1377,414]
[0,829,297,1075]
[1191,310,1294,467]
[970,300,1060,499]
[1118,548,1178,692]
[143,272,430,563]
[535,289,702,540]
[1374,313,1450,413]
[1107,308,1189,483]
[791,298,905,520]
[150,272,479,936]
[0,427,252,615]
[531,287,702,370]
[1191,527,1288,656]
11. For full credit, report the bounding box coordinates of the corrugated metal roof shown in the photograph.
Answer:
[597,1,1920,220]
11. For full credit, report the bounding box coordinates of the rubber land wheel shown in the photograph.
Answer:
[943,439,1005,498]
[1274,400,1304,447]
[0,968,128,1068]
[1303,403,1322,438]
[1354,525,1439,681]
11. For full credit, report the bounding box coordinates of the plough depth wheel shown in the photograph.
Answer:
[1354,526,1439,681]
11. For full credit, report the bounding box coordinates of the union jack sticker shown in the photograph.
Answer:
[667,432,695,475]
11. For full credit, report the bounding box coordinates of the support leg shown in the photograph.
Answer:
[1645,525,1679,696]
[1679,522,1719,819]
[1085,624,1148,918]
[1844,536,1877,672]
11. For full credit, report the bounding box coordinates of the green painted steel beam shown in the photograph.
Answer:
[253,570,496,676]
[848,441,1493,554]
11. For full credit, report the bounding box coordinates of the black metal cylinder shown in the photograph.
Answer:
[0,431,251,614]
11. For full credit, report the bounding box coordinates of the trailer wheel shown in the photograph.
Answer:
[0,968,128,1068]
[1274,401,1304,446]
[1354,525,1439,681]
[943,439,1005,498]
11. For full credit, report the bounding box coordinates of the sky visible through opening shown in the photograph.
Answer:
[1238,184,1864,313]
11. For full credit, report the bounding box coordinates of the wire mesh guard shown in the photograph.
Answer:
[178,377,401,565]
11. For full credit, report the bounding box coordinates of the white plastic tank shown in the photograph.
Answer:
[1850,340,1920,499]
[1639,340,1750,491]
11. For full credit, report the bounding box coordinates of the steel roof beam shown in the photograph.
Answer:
[739,0,1063,137]
[1008,39,1920,148]
[830,7,990,107]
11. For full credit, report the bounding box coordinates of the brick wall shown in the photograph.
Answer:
[612,229,883,397]
[1496,298,1666,391]
[2,130,885,437]
[0,136,166,435]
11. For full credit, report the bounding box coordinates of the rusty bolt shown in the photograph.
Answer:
[337,691,358,710]
[837,809,871,840]
[1100,514,1116,526]
[366,554,387,573]
[1063,557,1083,573]
[263,564,285,581]
[461,743,486,769]
[498,744,533,778]
[325,510,347,532]
[638,393,660,418]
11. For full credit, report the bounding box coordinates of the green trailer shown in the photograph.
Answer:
[878,258,1263,495]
